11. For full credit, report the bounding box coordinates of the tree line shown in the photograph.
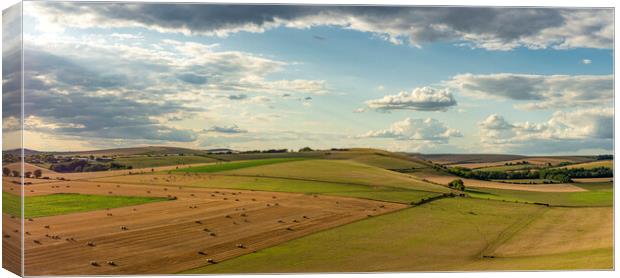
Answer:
[446,166,612,183]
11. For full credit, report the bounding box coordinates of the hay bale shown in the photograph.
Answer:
[90,261,99,266]
[236,243,245,248]
[107,261,117,266]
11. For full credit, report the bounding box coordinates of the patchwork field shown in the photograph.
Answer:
[184,198,612,273]
[3,180,404,275]
[2,148,614,274]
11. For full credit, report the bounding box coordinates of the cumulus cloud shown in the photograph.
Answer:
[360,117,462,144]
[204,124,248,134]
[581,59,592,65]
[366,87,457,111]
[446,73,612,110]
[479,108,613,153]
[28,3,613,50]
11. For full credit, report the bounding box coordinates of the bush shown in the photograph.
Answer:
[448,179,465,191]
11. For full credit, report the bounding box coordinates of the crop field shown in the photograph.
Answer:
[113,155,219,169]
[4,179,404,275]
[466,181,613,206]
[560,160,613,170]
[185,197,610,273]
[174,158,307,173]
[2,148,614,274]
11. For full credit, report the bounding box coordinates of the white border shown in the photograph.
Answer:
[1,1,618,278]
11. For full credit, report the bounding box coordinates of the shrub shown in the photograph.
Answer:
[448,179,465,191]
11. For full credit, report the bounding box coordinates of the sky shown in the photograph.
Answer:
[1,2,614,155]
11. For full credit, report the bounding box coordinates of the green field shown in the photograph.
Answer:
[466,182,613,207]
[114,155,218,169]
[217,159,448,193]
[173,158,307,173]
[346,154,427,170]
[2,192,167,218]
[186,198,604,273]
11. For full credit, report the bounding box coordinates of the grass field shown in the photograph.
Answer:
[466,182,612,207]
[114,155,218,169]
[217,159,448,193]
[185,198,579,273]
[346,154,427,170]
[173,158,307,173]
[93,173,440,204]
[2,192,167,218]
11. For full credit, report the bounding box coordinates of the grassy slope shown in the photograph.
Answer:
[174,158,307,173]
[217,159,448,193]
[185,198,571,273]
[94,174,439,204]
[466,182,613,207]
[2,192,167,218]
[114,155,217,169]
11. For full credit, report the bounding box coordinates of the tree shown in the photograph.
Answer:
[24,171,32,178]
[448,179,465,191]
[33,169,43,178]
[299,147,313,152]
[2,167,10,176]
[11,170,20,177]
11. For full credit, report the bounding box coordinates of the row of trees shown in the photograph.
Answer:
[446,166,612,183]
[49,160,132,173]
[2,167,43,178]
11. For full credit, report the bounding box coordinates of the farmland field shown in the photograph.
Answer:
[113,155,219,169]
[185,197,610,273]
[2,148,614,275]
[2,192,168,218]
[174,158,307,173]
[560,160,613,170]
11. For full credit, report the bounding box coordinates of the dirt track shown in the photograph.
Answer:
[3,181,406,275]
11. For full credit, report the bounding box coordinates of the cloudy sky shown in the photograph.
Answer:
[2,2,614,155]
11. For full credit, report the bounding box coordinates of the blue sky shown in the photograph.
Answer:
[2,3,614,154]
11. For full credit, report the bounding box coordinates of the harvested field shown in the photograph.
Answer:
[560,160,613,170]
[9,181,405,275]
[90,173,442,204]
[423,176,585,192]
[573,177,613,183]
[2,212,22,275]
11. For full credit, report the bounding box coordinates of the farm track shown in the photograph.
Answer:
[478,206,549,258]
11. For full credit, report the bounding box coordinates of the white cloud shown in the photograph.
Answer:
[360,117,462,144]
[446,73,612,110]
[365,87,457,111]
[479,108,613,153]
[582,59,592,65]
